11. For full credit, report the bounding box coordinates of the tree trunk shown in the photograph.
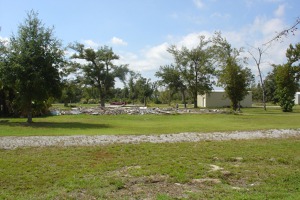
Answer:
[99,86,106,107]
[232,102,237,111]
[258,66,267,111]
[168,90,172,106]
[193,92,198,108]
[100,98,105,107]
[27,102,33,123]
[181,90,187,109]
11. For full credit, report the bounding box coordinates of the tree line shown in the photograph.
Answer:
[0,11,299,123]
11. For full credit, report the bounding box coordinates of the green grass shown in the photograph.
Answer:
[0,106,300,136]
[1,138,299,199]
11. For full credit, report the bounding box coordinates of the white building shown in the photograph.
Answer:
[197,90,252,108]
[295,92,300,105]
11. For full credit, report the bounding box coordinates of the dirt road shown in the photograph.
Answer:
[1,129,299,149]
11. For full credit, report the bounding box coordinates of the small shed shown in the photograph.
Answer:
[197,90,252,108]
[295,92,300,105]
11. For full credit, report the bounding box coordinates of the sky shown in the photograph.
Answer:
[0,0,299,87]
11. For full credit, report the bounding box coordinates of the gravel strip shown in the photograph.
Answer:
[0,129,299,149]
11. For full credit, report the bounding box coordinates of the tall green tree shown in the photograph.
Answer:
[213,33,253,111]
[70,44,129,107]
[168,35,215,108]
[155,64,186,106]
[286,43,300,81]
[1,11,65,122]
[127,71,140,105]
[71,43,129,107]
[135,76,153,106]
[275,64,298,112]
[219,58,253,110]
[275,43,300,112]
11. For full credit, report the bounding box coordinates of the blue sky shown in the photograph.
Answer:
[0,0,299,85]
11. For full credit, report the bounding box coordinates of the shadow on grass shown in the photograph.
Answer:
[0,120,111,129]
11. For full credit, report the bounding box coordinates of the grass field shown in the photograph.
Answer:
[0,106,300,136]
[1,105,299,199]
[1,138,299,199]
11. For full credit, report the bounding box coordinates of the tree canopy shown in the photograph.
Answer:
[274,43,300,112]
[167,35,215,108]
[70,44,129,107]
[0,11,65,122]
[213,33,254,111]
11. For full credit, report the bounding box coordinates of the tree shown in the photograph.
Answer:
[248,18,300,111]
[135,75,153,106]
[275,43,300,112]
[286,43,300,81]
[70,44,129,107]
[212,33,254,111]
[219,57,253,111]
[168,35,215,108]
[264,67,278,104]
[60,79,83,106]
[1,11,65,123]
[127,71,140,105]
[155,64,186,106]
[248,46,269,111]
[275,64,298,112]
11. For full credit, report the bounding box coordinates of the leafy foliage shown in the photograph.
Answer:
[126,72,153,105]
[155,64,186,106]
[219,58,253,111]
[70,44,129,107]
[1,11,65,122]
[274,43,300,112]
[213,33,253,111]
[167,35,215,108]
[275,64,297,112]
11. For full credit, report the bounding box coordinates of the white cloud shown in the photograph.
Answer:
[0,36,9,45]
[117,42,172,72]
[83,39,100,49]
[177,31,211,49]
[274,4,285,17]
[111,37,128,46]
[263,18,284,37]
[117,13,298,84]
[193,0,205,9]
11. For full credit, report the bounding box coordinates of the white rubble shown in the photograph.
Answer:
[0,129,299,149]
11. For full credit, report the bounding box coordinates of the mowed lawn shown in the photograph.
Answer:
[0,106,300,136]
[0,139,299,199]
[1,106,300,199]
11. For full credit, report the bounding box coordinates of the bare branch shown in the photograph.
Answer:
[263,17,300,46]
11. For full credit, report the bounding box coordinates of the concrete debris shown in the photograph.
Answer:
[50,106,227,116]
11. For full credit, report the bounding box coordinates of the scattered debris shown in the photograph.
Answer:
[50,106,227,116]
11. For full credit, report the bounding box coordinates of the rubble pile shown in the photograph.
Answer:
[50,106,227,116]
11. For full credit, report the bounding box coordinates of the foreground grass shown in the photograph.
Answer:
[0,106,300,136]
[0,138,299,199]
